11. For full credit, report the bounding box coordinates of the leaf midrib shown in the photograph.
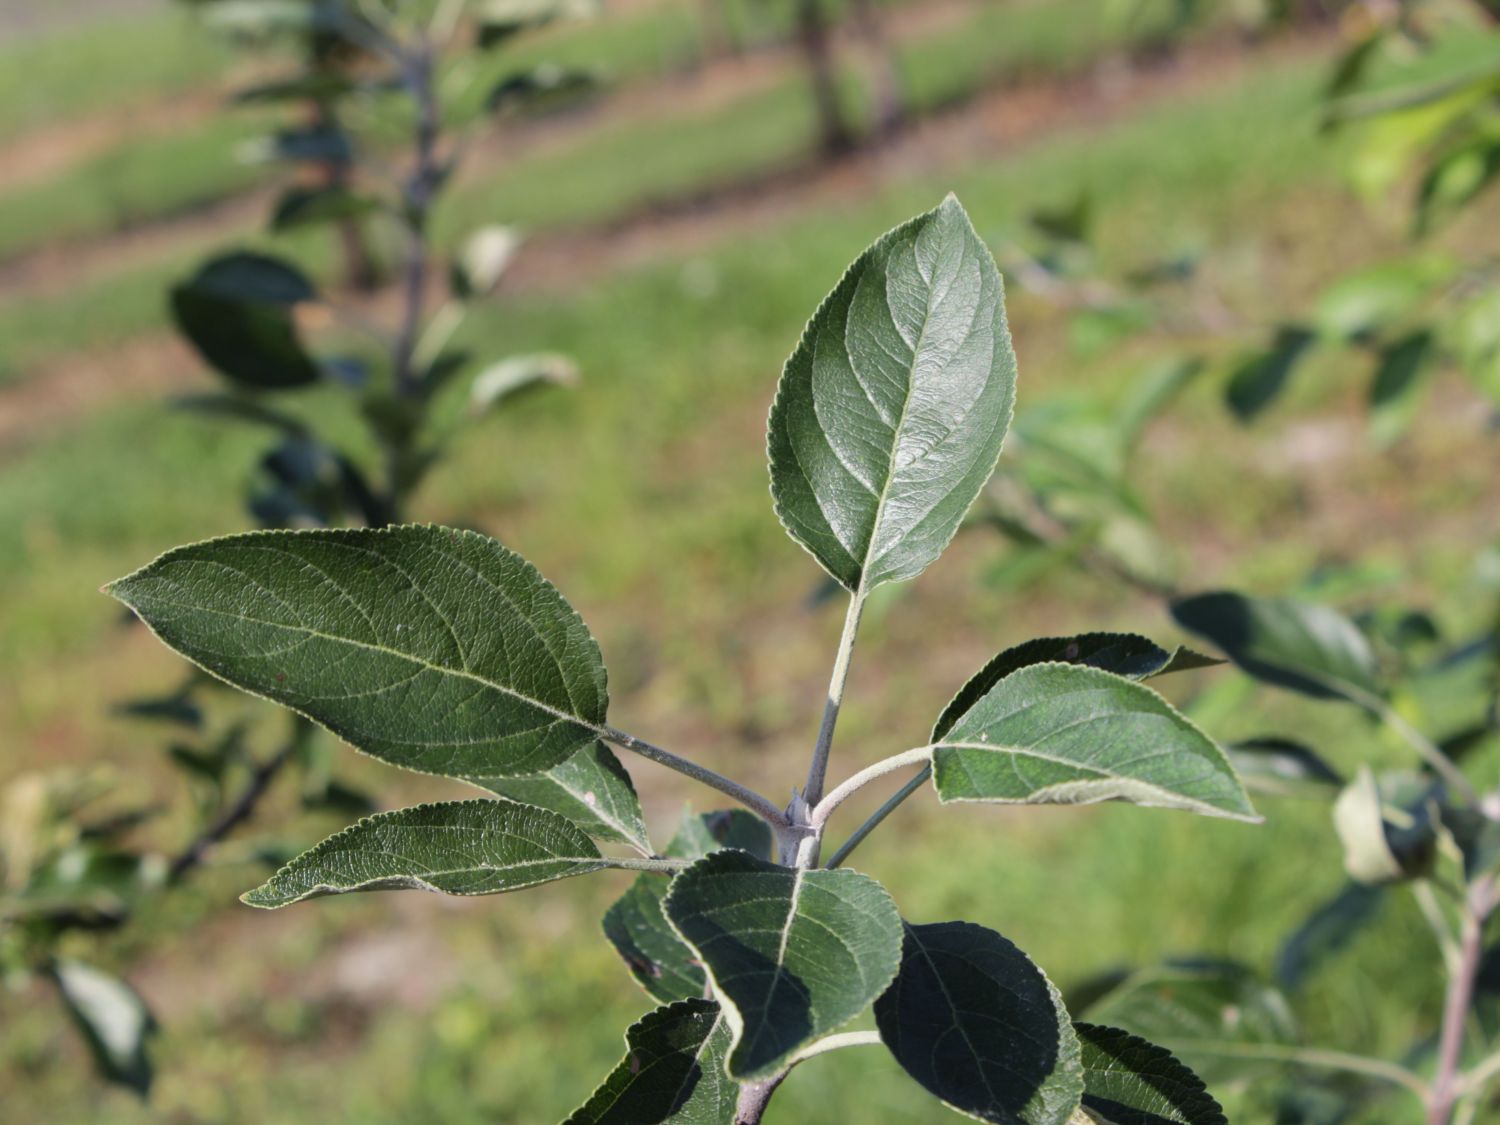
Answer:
[117,589,597,731]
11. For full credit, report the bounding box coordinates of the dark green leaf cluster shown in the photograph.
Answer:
[108,196,1252,1122]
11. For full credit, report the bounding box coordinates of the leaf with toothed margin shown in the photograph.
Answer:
[478,741,650,853]
[1074,1023,1227,1125]
[603,809,775,1004]
[105,526,609,781]
[934,633,1222,740]
[241,800,615,908]
[875,920,1084,1124]
[929,664,1258,822]
[767,194,1017,594]
[663,850,903,1080]
[565,999,737,1125]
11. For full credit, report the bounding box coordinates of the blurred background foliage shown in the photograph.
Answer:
[2,0,1499,1120]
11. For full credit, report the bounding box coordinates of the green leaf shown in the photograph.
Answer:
[1315,259,1448,341]
[1274,883,1384,991]
[107,526,609,780]
[875,920,1084,1125]
[1223,326,1315,423]
[1170,591,1381,702]
[663,850,903,1079]
[476,0,595,48]
[934,633,1220,740]
[50,960,156,1096]
[1226,738,1342,796]
[1331,767,1435,886]
[1074,1023,1226,1125]
[1080,961,1297,1086]
[451,225,523,300]
[604,810,774,1003]
[469,353,579,412]
[487,65,597,115]
[930,664,1257,822]
[565,999,736,1125]
[479,742,649,853]
[768,194,1016,593]
[170,253,321,389]
[242,800,613,908]
[271,185,378,233]
[1368,329,1435,447]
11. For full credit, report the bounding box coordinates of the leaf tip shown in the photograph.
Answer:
[239,885,284,909]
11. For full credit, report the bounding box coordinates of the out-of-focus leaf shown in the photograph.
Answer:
[170,253,321,389]
[487,65,597,115]
[1332,767,1435,885]
[1275,883,1385,991]
[1171,591,1381,702]
[1415,136,1500,234]
[1116,358,1203,457]
[1227,738,1342,796]
[875,920,1083,1125]
[1315,259,1449,342]
[1081,960,1297,1086]
[1368,330,1435,447]
[1069,303,1156,361]
[247,125,353,166]
[768,195,1015,594]
[107,527,609,780]
[1449,287,1500,405]
[50,960,155,1095]
[1074,1022,1227,1125]
[663,850,902,1079]
[1029,192,1093,244]
[170,393,308,436]
[1224,327,1315,422]
[930,663,1257,822]
[271,185,378,233]
[451,225,523,299]
[469,353,578,412]
[476,0,596,47]
[564,999,736,1125]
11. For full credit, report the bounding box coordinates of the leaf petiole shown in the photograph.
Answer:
[601,726,789,828]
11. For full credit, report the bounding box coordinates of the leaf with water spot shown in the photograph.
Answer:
[876,920,1083,1124]
[242,800,617,908]
[663,850,902,1080]
[565,999,737,1124]
[768,194,1016,593]
[930,663,1257,821]
[106,526,609,781]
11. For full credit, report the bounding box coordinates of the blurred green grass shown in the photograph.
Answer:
[3,5,1500,1124]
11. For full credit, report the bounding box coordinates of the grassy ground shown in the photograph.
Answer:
[2,3,1498,1123]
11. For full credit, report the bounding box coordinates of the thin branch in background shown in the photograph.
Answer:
[167,739,298,884]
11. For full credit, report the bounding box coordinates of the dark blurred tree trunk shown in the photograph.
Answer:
[794,0,855,157]
[849,0,904,138]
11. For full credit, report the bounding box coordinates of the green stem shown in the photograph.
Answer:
[1339,683,1479,806]
[602,726,788,828]
[825,764,930,869]
[803,592,866,807]
[811,746,933,830]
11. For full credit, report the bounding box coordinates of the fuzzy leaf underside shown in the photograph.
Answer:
[565,999,737,1125]
[663,850,903,1080]
[477,741,650,853]
[768,194,1017,593]
[242,800,608,908]
[930,663,1257,821]
[1074,1023,1226,1125]
[875,920,1084,1124]
[107,526,609,782]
